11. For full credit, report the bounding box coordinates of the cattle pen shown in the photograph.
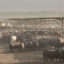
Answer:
[0,12,64,64]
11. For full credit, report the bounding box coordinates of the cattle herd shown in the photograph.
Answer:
[0,30,64,63]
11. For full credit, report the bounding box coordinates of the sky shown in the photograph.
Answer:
[0,0,64,12]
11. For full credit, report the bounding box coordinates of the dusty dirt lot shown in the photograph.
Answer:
[1,37,64,64]
[0,43,42,64]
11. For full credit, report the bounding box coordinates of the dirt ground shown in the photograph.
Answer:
[0,37,64,64]
[0,43,43,64]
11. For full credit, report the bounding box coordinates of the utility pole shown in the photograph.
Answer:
[62,19,63,36]
[61,18,64,37]
[62,19,63,30]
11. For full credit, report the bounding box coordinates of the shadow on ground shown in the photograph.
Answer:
[14,62,42,64]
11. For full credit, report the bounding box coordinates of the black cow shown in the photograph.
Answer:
[43,46,64,63]
[39,37,61,50]
[9,44,22,52]
[43,47,58,62]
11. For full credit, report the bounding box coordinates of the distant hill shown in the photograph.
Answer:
[0,11,64,19]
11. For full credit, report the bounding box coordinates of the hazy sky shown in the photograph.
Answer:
[0,0,64,12]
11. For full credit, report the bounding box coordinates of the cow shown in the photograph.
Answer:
[9,35,22,52]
